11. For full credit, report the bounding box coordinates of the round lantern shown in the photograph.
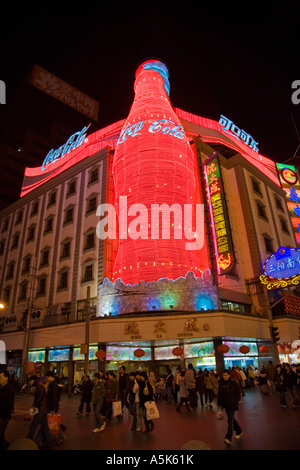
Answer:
[172,347,184,356]
[239,345,250,355]
[134,348,145,358]
[96,350,106,360]
[217,344,230,354]
[259,345,270,354]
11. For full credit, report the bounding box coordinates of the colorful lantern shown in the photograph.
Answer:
[239,345,250,355]
[259,345,270,354]
[172,347,184,356]
[134,348,145,358]
[217,344,230,354]
[96,350,106,360]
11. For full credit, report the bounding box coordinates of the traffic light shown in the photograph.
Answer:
[271,326,280,343]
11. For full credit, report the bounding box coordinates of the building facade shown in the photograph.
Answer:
[1,61,300,384]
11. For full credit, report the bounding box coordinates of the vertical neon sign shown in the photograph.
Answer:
[204,153,235,275]
[276,163,300,246]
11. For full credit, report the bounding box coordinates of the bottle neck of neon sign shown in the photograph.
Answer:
[41,124,90,171]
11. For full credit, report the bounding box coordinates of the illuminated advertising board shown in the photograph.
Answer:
[260,246,300,289]
[276,163,300,246]
[204,153,235,275]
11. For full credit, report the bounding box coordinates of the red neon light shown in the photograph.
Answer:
[112,61,206,284]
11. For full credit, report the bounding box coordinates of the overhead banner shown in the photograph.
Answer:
[204,153,235,275]
[29,64,99,121]
[276,163,300,246]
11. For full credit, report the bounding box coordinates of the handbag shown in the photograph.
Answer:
[144,400,160,420]
[112,400,122,417]
[143,381,150,396]
[47,413,62,435]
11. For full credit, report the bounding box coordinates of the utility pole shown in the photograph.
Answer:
[20,257,38,384]
[84,286,91,376]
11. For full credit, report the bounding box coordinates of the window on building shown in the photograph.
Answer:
[264,234,274,253]
[86,196,97,214]
[67,180,76,196]
[31,201,39,216]
[61,240,71,259]
[251,179,263,196]
[11,233,19,249]
[6,261,15,280]
[279,217,290,234]
[27,225,35,242]
[89,168,99,184]
[37,277,47,296]
[22,255,31,273]
[1,218,9,233]
[40,248,49,267]
[256,201,268,221]
[15,210,23,225]
[0,239,5,255]
[48,191,56,207]
[82,263,94,283]
[84,231,95,250]
[18,282,28,301]
[64,207,74,225]
[58,271,69,290]
[3,285,11,304]
[44,216,53,234]
[274,196,284,212]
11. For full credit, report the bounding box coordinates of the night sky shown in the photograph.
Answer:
[1,2,300,163]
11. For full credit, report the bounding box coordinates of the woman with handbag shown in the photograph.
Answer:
[138,371,154,433]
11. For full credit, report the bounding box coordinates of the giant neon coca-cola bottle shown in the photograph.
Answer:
[112,59,203,284]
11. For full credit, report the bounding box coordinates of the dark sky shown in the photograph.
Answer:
[1,2,300,163]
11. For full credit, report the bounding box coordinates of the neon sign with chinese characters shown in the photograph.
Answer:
[219,115,259,153]
[42,124,90,171]
[276,163,300,246]
[204,153,235,275]
[260,246,300,290]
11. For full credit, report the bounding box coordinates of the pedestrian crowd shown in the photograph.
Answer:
[0,361,299,449]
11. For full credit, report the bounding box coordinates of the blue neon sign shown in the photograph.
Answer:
[263,246,300,280]
[42,124,90,171]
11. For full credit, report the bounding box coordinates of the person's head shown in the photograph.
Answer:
[119,366,126,374]
[139,371,147,381]
[188,363,193,370]
[129,372,136,380]
[0,370,10,386]
[45,371,55,382]
[94,373,100,382]
[29,375,38,386]
[181,370,186,377]
[108,371,115,380]
[222,370,230,381]
[83,375,90,381]
[284,363,290,371]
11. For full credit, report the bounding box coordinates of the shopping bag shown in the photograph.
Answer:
[145,401,160,420]
[47,413,62,435]
[112,400,122,417]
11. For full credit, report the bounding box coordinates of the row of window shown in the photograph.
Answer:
[2,262,95,304]
[0,167,100,233]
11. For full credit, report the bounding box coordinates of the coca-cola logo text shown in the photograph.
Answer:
[117,119,186,145]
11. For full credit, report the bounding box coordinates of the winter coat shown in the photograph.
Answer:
[46,380,60,413]
[81,379,93,401]
[196,373,205,394]
[274,371,286,392]
[32,382,47,410]
[138,379,154,407]
[185,369,196,390]
[92,380,106,406]
[178,376,188,398]
[217,378,241,411]
[0,382,15,419]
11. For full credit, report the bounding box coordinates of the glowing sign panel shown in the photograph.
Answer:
[204,153,235,275]
[276,163,300,246]
[219,115,259,153]
[260,246,300,289]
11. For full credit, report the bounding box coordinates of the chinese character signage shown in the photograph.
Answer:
[276,163,300,246]
[260,246,300,289]
[29,64,99,121]
[219,115,259,153]
[204,153,235,275]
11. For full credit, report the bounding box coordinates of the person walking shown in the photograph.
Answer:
[176,371,190,413]
[284,363,300,408]
[173,367,181,405]
[105,371,120,421]
[217,369,243,445]
[274,364,288,408]
[266,361,277,397]
[77,375,93,416]
[165,367,174,404]
[0,370,15,450]
[185,364,197,411]
[196,369,205,407]
[45,371,66,445]
[27,375,51,449]
[204,370,214,407]
[138,371,154,433]
[92,372,106,432]
[118,366,130,413]
[133,371,143,431]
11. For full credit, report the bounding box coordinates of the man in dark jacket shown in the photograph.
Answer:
[0,370,15,450]
[77,375,93,416]
[45,371,60,413]
[27,375,51,449]
[217,369,243,445]
[92,373,106,432]
[118,366,130,412]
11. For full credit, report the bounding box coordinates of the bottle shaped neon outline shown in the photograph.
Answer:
[112,60,203,284]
